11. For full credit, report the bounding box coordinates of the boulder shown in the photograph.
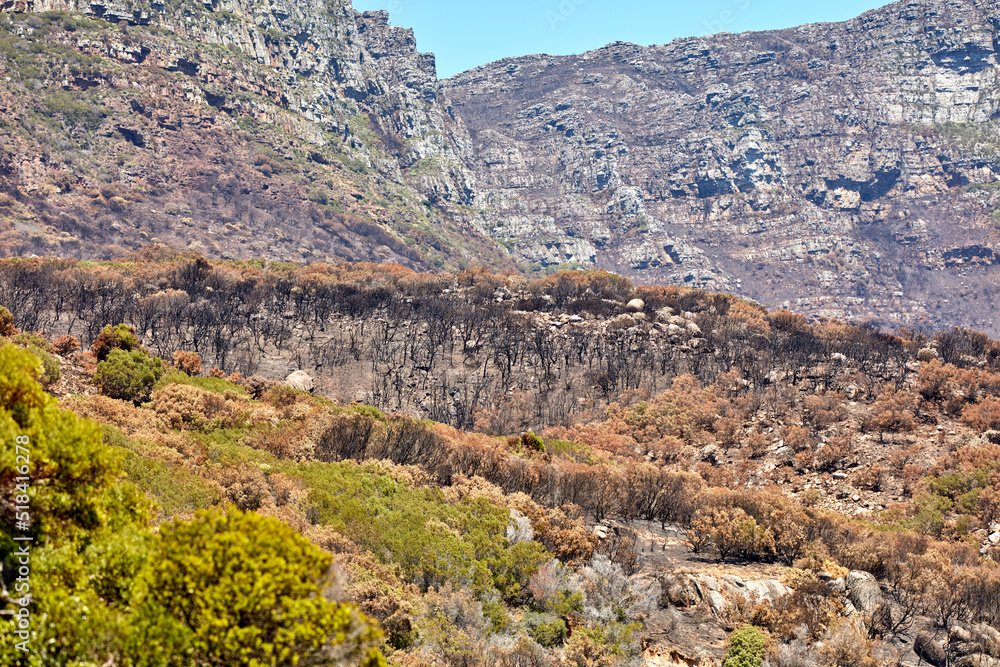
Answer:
[744,579,791,604]
[845,571,881,614]
[973,624,1000,657]
[951,626,973,644]
[705,590,727,613]
[914,632,947,667]
[659,574,700,608]
[626,298,645,312]
[285,370,314,392]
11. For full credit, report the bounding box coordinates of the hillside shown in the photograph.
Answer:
[0,1,501,269]
[4,0,1000,333]
[3,261,1000,665]
[442,0,1000,335]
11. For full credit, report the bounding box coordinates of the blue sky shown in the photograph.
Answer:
[351,0,891,78]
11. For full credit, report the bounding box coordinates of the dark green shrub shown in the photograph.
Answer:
[529,616,568,648]
[521,431,544,452]
[723,625,767,667]
[93,348,165,403]
[91,323,143,362]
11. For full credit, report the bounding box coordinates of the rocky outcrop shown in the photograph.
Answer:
[659,572,790,613]
[443,0,1000,335]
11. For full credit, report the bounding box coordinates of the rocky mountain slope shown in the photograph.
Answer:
[0,0,501,268]
[442,0,1000,335]
[6,0,1000,334]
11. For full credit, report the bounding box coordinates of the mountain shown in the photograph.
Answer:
[4,0,1000,334]
[442,0,1000,335]
[0,0,500,269]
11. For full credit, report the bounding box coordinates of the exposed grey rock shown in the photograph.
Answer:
[626,298,645,312]
[845,570,881,614]
[744,579,791,603]
[973,624,1000,657]
[659,573,700,608]
[285,370,314,392]
[914,632,947,667]
[705,590,727,613]
[952,626,974,644]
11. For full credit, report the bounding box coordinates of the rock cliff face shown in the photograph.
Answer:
[442,0,1000,334]
[0,0,495,267]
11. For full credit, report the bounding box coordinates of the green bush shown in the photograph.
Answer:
[0,342,141,542]
[524,612,567,647]
[26,343,60,386]
[94,348,165,403]
[10,331,52,353]
[91,323,143,361]
[120,453,222,520]
[155,369,247,395]
[0,343,153,661]
[133,507,385,666]
[299,461,549,596]
[723,625,768,667]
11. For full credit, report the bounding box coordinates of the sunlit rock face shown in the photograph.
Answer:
[443,0,1000,334]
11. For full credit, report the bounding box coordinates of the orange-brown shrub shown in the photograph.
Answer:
[241,374,277,399]
[742,432,770,459]
[242,424,311,461]
[783,425,813,452]
[203,463,271,512]
[172,350,203,375]
[769,309,810,333]
[0,305,17,336]
[815,434,854,471]
[863,387,917,439]
[63,394,166,439]
[339,551,419,650]
[152,383,252,431]
[803,392,847,431]
[961,398,1000,432]
[854,464,884,491]
[52,334,80,355]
